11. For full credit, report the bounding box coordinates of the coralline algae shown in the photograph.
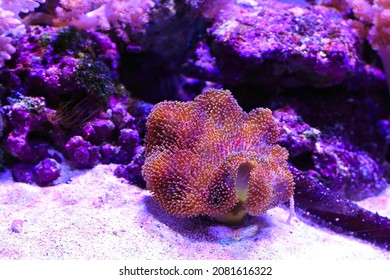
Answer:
[193,0,360,87]
[0,26,147,185]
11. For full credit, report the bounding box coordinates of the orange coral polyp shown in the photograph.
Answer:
[142,88,294,224]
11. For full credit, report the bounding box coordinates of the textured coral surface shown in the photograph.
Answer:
[203,0,360,87]
[0,26,147,186]
[143,88,294,221]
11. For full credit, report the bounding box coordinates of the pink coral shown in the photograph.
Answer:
[331,0,390,90]
[0,35,15,67]
[340,0,390,48]
[0,0,45,67]
[0,8,19,67]
[142,88,294,224]
[56,0,154,35]
[0,0,45,14]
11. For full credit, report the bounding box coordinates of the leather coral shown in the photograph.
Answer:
[142,88,294,224]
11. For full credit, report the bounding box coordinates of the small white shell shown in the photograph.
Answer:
[10,219,24,233]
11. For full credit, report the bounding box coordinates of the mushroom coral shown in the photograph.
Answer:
[142,88,294,224]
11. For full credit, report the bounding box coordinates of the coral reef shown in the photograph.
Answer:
[1,94,63,186]
[0,25,146,185]
[116,0,374,103]
[274,105,389,200]
[321,0,390,91]
[142,88,294,224]
[189,0,361,88]
[0,0,389,251]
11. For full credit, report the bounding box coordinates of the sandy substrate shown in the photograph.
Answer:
[0,163,389,260]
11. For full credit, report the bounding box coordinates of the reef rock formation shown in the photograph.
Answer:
[0,26,147,185]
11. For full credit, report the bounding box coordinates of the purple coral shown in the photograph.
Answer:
[274,107,320,157]
[203,0,360,87]
[11,162,36,184]
[2,95,48,163]
[118,129,139,153]
[0,25,119,99]
[275,105,388,201]
[0,25,148,185]
[34,158,61,186]
[114,145,146,187]
[11,157,60,186]
[313,137,388,200]
[65,136,100,169]
[82,118,116,145]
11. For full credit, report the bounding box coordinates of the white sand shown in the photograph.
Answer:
[0,163,389,260]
